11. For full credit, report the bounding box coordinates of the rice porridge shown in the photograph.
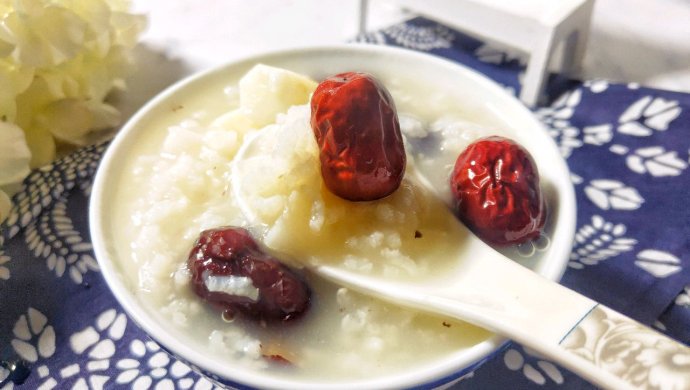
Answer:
[110,64,527,380]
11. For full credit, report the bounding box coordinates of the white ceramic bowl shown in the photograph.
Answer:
[90,44,576,389]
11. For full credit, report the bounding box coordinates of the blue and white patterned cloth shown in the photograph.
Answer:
[1,17,688,389]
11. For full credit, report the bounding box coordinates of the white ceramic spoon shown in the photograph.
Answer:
[231,129,690,390]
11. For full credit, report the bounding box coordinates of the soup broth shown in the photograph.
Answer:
[111,64,524,381]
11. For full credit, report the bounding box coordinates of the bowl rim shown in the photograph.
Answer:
[90,43,576,390]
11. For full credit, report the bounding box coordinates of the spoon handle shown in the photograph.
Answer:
[557,303,690,390]
[427,248,690,390]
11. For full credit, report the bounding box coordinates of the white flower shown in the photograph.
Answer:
[116,339,219,389]
[584,179,644,210]
[536,89,583,158]
[636,341,690,390]
[0,0,145,221]
[635,249,682,278]
[0,121,31,221]
[618,96,681,136]
[65,309,127,388]
[25,198,99,284]
[381,22,455,51]
[0,121,31,188]
[503,347,564,385]
[11,308,56,363]
[0,189,11,225]
[582,124,613,146]
[626,146,688,177]
[569,215,637,269]
[0,0,145,168]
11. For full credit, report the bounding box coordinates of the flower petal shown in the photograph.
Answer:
[0,190,11,222]
[0,121,31,189]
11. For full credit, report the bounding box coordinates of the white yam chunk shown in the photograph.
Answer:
[238,64,317,127]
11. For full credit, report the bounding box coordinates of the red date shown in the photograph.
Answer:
[450,136,546,246]
[187,227,310,322]
[310,72,406,201]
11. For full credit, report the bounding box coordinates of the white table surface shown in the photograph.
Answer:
[120,0,690,118]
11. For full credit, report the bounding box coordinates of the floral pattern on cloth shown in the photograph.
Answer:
[1,16,688,390]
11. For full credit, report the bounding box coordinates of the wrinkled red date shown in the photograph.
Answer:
[187,227,310,322]
[450,136,546,246]
[310,72,406,201]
